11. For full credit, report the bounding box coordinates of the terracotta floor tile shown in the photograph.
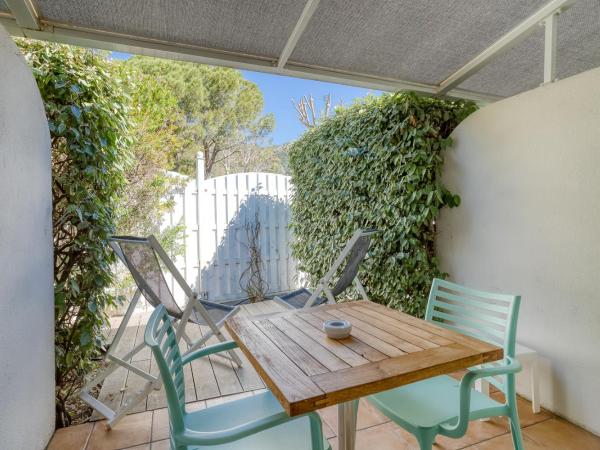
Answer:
[464,432,547,450]
[321,417,337,439]
[151,409,169,442]
[120,445,150,450]
[150,440,170,450]
[490,392,553,428]
[522,418,600,450]
[48,422,93,450]
[86,411,152,450]
[318,399,390,434]
[433,416,509,449]
[329,422,418,450]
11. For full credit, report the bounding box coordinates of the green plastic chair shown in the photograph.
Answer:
[368,278,524,450]
[145,304,331,450]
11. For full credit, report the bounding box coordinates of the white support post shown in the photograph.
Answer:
[543,11,559,84]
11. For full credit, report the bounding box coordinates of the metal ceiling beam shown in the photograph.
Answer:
[4,0,39,30]
[437,0,576,95]
[278,0,320,68]
[0,14,501,104]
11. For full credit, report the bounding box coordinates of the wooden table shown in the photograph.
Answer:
[225,300,503,450]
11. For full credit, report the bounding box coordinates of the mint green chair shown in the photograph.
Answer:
[368,279,524,450]
[145,304,330,450]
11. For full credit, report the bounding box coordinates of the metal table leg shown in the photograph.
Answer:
[338,399,359,450]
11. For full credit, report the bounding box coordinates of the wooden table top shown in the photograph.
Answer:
[225,300,503,416]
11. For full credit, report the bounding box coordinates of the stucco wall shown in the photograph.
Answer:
[0,26,55,448]
[437,67,600,435]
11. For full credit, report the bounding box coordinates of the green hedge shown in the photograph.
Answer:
[18,40,132,426]
[288,92,476,317]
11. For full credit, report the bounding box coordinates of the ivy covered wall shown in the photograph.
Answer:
[288,92,476,317]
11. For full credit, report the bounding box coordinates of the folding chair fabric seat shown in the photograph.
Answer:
[80,234,241,429]
[275,228,376,309]
[276,288,328,309]
[115,236,236,326]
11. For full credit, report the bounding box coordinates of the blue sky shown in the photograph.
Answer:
[111,52,381,145]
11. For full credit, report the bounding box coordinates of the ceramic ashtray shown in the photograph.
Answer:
[323,319,352,339]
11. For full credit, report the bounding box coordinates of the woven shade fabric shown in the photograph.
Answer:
[6,0,597,100]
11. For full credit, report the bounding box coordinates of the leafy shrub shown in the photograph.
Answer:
[289,92,476,317]
[17,40,132,427]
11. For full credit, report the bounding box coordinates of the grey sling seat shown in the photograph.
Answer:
[112,236,235,328]
[275,228,377,309]
[79,235,241,429]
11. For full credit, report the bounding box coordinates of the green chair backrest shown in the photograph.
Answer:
[425,278,521,393]
[145,305,186,445]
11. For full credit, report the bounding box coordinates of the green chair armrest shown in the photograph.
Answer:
[465,356,522,380]
[181,340,238,366]
[440,356,521,438]
[177,411,324,449]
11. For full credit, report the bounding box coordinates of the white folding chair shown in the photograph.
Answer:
[80,235,241,428]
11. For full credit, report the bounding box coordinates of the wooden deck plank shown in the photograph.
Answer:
[183,324,221,401]
[122,359,151,414]
[92,301,288,418]
[92,316,141,419]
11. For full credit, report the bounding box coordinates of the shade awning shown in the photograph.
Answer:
[1,0,598,103]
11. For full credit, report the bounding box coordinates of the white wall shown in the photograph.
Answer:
[437,67,600,435]
[0,26,55,448]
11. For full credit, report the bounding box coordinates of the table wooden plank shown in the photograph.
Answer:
[298,311,388,362]
[269,317,351,372]
[341,306,443,349]
[309,343,503,406]
[226,318,325,415]
[311,310,406,358]
[254,319,329,376]
[350,304,454,346]
[226,300,504,417]
[285,315,369,367]
[360,302,500,353]
[326,308,425,353]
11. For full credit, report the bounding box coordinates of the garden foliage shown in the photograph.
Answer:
[289,92,476,317]
[17,40,132,427]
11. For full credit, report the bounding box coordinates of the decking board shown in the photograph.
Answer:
[91,300,285,419]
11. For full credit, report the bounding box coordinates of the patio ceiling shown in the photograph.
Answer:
[1,0,599,103]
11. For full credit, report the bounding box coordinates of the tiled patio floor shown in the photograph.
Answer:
[49,389,600,450]
[49,301,600,449]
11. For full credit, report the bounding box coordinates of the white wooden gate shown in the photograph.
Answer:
[164,153,298,303]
